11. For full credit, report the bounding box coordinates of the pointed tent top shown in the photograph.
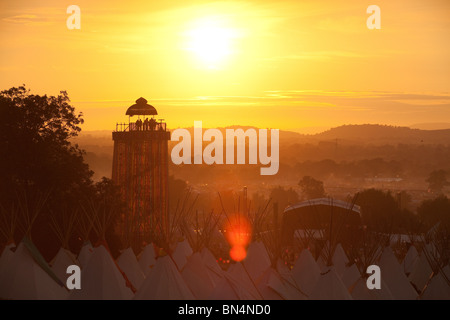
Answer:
[126,97,158,116]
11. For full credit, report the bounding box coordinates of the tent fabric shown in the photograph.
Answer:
[51,247,79,284]
[291,249,321,296]
[378,247,417,300]
[309,267,353,300]
[256,267,307,300]
[181,252,215,299]
[172,239,193,271]
[69,245,134,300]
[341,263,361,290]
[421,273,450,300]
[226,262,263,299]
[242,241,271,281]
[408,254,433,292]
[350,277,394,300]
[77,241,94,269]
[117,247,145,290]
[200,247,224,287]
[0,242,68,300]
[138,243,157,276]
[255,267,285,300]
[134,255,194,300]
[332,243,349,277]
[402,245,419,275]
[276,259,297,287]
[22,236,65,287]
[208,275,241,300]
[0,243,15,276]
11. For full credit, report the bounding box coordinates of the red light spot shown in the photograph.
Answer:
[230,245,247,262]
[224,214,252,247]
[224,214,252,262]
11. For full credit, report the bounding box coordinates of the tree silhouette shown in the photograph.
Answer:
[355,188,418,233]
[418,195,450,229]
[298,175,325,199]
[269,186,299,212]
[0,86,97,258]
[426,169,449,194]
[0,86,92,196]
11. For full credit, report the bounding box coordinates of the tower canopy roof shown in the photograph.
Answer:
[126,97,158,116]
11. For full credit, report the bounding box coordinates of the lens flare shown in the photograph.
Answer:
[224,214,251,261]
[229,245,247,262]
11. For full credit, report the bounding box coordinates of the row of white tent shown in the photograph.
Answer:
[0,238,449,300]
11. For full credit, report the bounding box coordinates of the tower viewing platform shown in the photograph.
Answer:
[113,97,170,140]
[112,97,170,250]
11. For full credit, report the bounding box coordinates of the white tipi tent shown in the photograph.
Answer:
[242,241,271,282]
[209,264,261,300]
[331,243,349,277]
[49,212,79,283]
[51,247,79,284]
[0,203,17,276]
[226,262,263,299]
[138,243,157,276]
[181,251,215,299]
[117,247,145,290]
[378,246,417,299]
[208,274,241,300]
[0,242,15,275]
[0,193,68,300]
[0,239,68,300]
[76,211,95,268]
[78,241,94,268]
[70,201,135,299]
[200,247,224,286]
[408,253,433,293]
[291,248,321,296]
[309,266,353,300]
[255,267,307,300]
[350,276,394,300]
[134,254,195,300]
[420,272,450,300]
[341,263,361,290]
[172,238,193,271]
[402,245,419,275]
[69,244,134,300]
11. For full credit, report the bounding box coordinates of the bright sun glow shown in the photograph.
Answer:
[185,19,237,68]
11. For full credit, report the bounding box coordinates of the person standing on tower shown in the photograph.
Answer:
[136,118,142,131]
[149,117,156,131]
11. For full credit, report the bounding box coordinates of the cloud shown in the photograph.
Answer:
[2,14,54,26]
[262,51,366,62]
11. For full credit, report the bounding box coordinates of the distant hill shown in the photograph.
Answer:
[72,124,450,181]
[73,124,450,150]
[311,124,450,145]
[410,122,450,130]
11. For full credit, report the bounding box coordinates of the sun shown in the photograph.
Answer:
[185,19,237,68]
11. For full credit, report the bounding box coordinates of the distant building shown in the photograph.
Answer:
[112,97,170,250]
[281,198,362,246]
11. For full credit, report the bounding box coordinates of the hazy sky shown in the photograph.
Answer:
[1,0,449,132]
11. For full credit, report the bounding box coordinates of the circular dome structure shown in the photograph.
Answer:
[126,97,158,116]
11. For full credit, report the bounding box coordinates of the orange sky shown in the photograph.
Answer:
[1,0,449,132]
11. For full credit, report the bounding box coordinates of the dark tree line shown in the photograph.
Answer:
[0,86,122,259]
